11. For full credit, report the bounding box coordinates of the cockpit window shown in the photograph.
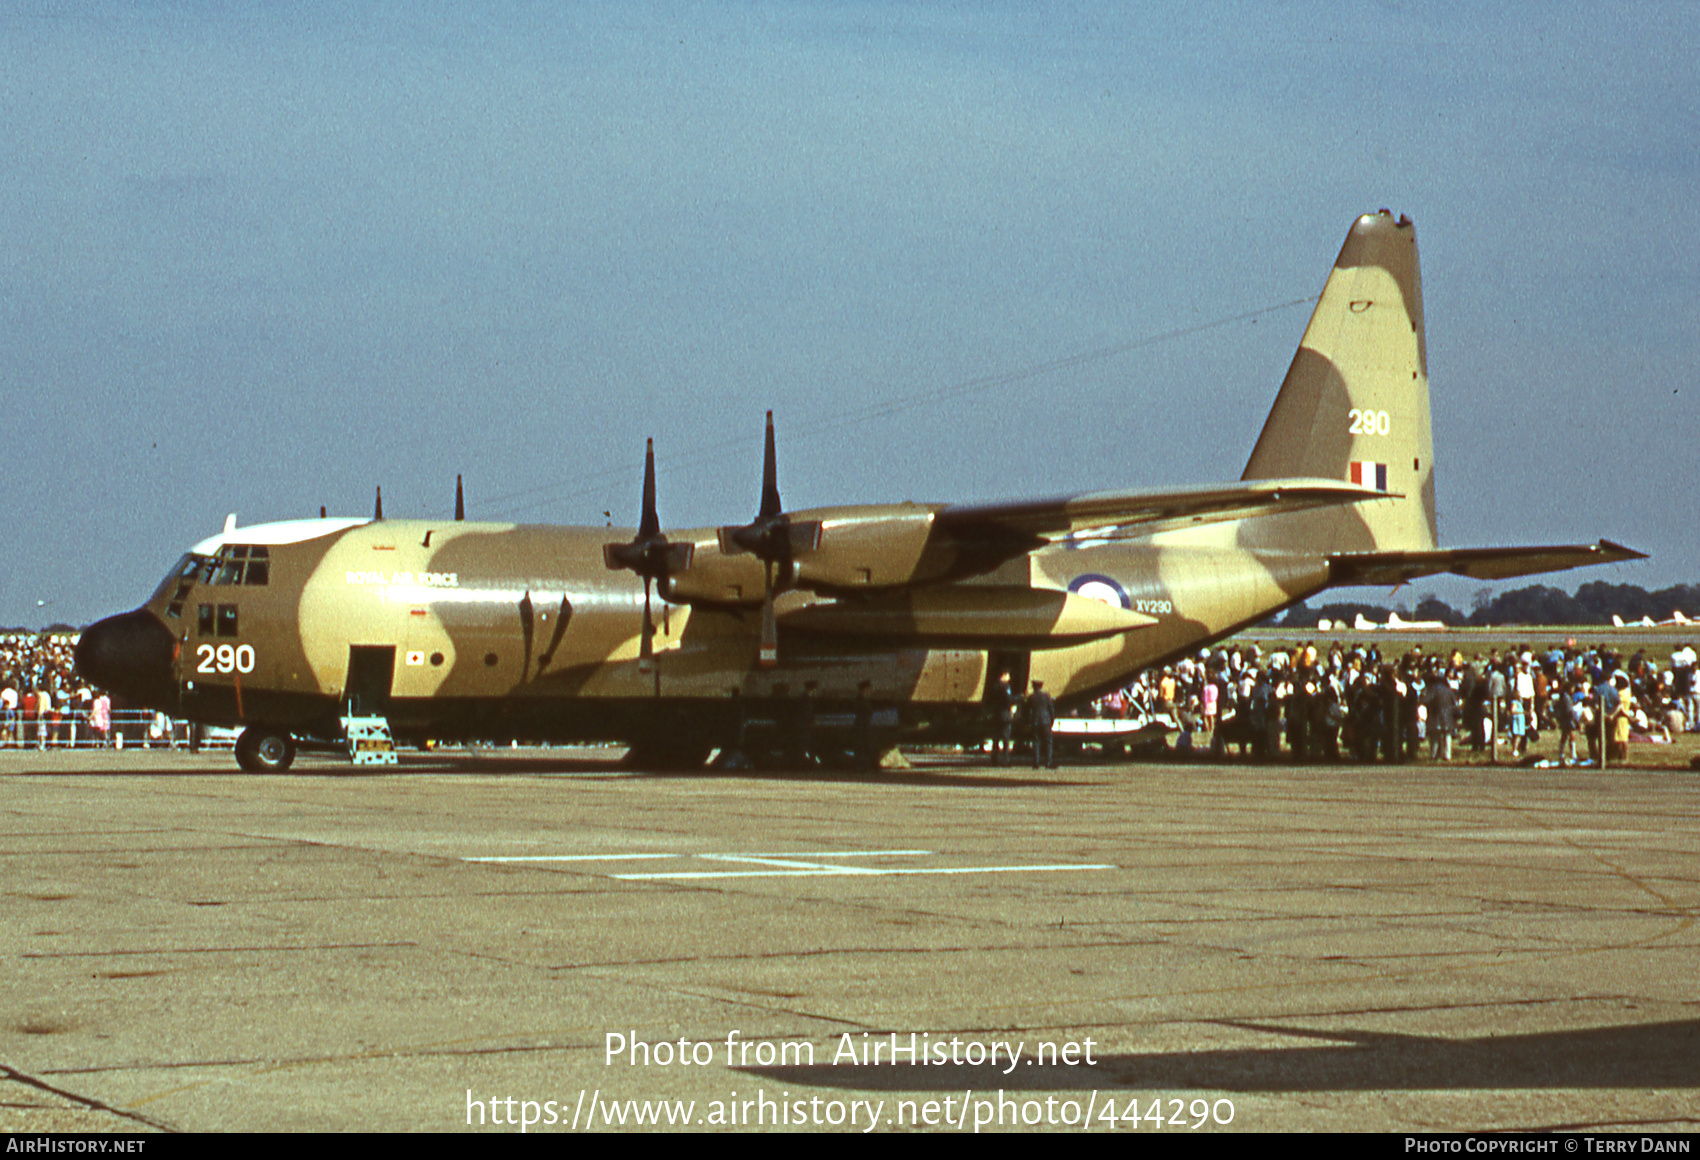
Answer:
[209,545,270,586]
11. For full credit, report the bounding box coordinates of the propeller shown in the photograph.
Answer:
[718,412,821,667]
[374,485,383,520]
[455,474,465,521]
[603,439,694,662]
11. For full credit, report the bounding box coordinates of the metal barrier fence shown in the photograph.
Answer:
[0,709,234,751]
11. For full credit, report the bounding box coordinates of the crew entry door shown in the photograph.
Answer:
[346,646,396,717]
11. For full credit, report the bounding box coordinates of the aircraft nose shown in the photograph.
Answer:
[76,608,180,710]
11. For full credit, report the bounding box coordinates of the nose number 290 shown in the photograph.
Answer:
[197,643,256,674]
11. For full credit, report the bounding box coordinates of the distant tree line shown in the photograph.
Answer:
[1273,582,1700,629]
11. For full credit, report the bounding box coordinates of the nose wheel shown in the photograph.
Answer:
[235,727,296,772]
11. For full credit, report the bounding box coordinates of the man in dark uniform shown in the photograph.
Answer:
[1248,669,1271,761]
[1422,666,1457,761]
[1288,664,1313,761]
[1027,681,1056,769]
[989,671,1017,766]
[851,681,877,772]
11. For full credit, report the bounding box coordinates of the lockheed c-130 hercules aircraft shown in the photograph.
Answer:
[77,211,1642,771]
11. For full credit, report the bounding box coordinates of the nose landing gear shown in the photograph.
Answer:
[235,727,296,772]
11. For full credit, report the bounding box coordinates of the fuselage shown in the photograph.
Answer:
[80,515,1331,749]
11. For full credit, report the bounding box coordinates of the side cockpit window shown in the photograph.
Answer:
[164,553,212,620]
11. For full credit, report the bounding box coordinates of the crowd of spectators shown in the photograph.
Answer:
[1079,639,1699,765]
[1,631,174,749]
[8,627,1700,764]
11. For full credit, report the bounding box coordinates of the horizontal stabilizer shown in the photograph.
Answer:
[1330,540,1646,586]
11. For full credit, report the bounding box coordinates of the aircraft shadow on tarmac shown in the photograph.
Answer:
[738,1019,1700,1091]
[441,758,1071,789]
[635,767,1073,789]
[23,754,1076,787]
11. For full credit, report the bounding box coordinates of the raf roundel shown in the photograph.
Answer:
[1067,574,1131,610]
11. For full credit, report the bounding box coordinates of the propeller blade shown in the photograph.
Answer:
[759,599,778,667]
[374,486,383,520]
[455,474,465,521]
[759,410,781,519]
[640,578,655,661]
[759,563,778,668]
[518,590,534,681]
[638,438,660,540]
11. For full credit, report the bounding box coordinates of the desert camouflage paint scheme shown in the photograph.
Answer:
[77,212,1641,769]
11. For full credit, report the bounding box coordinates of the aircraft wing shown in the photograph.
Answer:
[936,478,1390,545]
[1328,540,1646,586]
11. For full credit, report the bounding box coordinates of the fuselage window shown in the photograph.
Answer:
[217,605,239,637]
[198,604,215,635]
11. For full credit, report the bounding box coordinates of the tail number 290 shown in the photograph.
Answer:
[197,643,255,674]
[1348,408,1391,435]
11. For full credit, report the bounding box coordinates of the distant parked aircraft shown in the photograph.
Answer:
[1611,612,1692,628]
[1317,611,1448,631]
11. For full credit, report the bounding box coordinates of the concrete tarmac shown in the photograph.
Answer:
[2,748,1697,1133]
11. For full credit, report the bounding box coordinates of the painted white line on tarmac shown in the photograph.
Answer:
[722,849,934,858]
[465,853,680,863]
[463,848,933,864]
[613,862,1119,880]
[461,848,1114,879]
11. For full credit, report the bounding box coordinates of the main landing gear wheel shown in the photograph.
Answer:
[235,727,296,773]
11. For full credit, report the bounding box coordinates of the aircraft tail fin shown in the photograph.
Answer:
[1240,210,1437,555]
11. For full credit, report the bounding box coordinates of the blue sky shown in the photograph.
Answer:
[3,2,1695,626]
